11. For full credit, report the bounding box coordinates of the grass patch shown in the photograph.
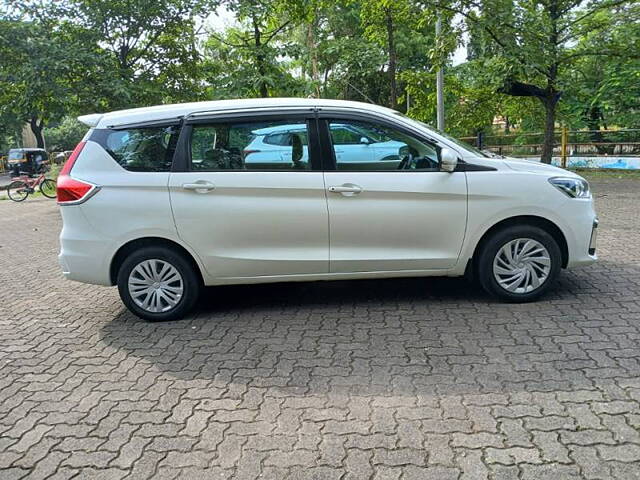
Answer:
[569,168,640,180]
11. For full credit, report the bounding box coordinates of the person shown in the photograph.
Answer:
[33,152,44,174]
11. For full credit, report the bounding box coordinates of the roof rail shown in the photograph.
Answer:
[185,105,318,120]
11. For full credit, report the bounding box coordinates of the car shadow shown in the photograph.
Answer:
[96,268,636,399]
[197,275,487,313]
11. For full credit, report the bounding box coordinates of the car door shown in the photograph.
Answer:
[319,115,468,273]
[168,113,328,280]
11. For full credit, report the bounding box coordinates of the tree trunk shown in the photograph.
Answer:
[584,106,612,154]
[29,117,45,149]
[307,13,320,97]
[385,9,397,109]
[540,95,558,164]
[253,17,268,98]
[542,4,560,165]
[498,79,560,164]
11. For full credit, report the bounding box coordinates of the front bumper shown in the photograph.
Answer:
[563,199,598,267]
[588,218,598,256]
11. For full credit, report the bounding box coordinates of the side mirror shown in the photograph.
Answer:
[440,147,459,172]
[359,137,370,145]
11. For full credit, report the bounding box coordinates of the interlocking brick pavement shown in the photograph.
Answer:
[1,178,639,479]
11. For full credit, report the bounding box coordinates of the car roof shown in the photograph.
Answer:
[79,98,398,129]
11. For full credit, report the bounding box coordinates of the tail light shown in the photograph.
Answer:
[57,141,100,205]
[59,141,85,176]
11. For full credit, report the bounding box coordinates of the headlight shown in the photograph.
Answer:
[549,177,591,198]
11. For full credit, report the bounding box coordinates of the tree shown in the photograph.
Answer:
[402,64,501,137]
[44,117,87,151]
[0,18,112,147]
[305,2,388,102]
[359,0,444,110]
[420,0,639,163]
[17,0,214,107]
[204,0,306,98]
[202,25,307,99]
[358,0,410,108]
[561,2,640,131]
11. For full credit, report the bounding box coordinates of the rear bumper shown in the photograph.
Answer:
[58,207,113,286]
[58,244,112,285]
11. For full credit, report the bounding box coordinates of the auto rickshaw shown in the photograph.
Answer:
[7,148,48,177]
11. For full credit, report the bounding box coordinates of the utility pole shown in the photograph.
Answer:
[435,13,445,132]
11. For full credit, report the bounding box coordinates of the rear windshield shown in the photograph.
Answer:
[95,125,180,172]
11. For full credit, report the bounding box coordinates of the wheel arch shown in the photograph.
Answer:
[470,215,569,273]
[110,237,206,286]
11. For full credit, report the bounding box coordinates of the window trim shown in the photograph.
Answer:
[318,113,442,172]
[172,113,322,172]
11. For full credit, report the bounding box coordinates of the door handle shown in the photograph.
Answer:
[182,181,215,193]
[328,183,363,196]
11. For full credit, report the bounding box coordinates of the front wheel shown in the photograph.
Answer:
[477,225,562,302]
[7,181,29,202]
[39,178,57,198]
[117,246,201,321]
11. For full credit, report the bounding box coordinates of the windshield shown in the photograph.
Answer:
[393,113,491,158]
[8,150,23,160]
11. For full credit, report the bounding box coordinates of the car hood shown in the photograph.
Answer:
[500,156,578,177]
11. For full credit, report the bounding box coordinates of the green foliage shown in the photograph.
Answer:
[43,117,87,151]
[402,67,497,136]
[560,3,640,129]
[0,17,113,146]
[201,0,308,98]
[0,0,638,152]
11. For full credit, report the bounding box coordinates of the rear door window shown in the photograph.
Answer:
[101,125,179,172]
[189,119,311,171]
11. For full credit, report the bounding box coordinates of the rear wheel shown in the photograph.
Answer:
[117,246,201,321]
[7,181,29,202]
[477,225,562,302]
[39,179,57,198]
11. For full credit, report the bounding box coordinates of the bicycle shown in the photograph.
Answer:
[6,168,57,202]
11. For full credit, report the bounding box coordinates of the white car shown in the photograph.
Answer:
[243,123,407,169]
[57,98,598,321]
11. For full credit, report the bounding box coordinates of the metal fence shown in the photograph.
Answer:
[459,129,640,159]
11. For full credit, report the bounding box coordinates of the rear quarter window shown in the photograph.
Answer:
[94,125,179,172]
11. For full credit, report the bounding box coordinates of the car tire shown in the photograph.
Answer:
[117,246,201,321]
[477,225,562,302]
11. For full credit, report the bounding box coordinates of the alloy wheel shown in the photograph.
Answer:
[492,238,551,294]
[128,259,184,313]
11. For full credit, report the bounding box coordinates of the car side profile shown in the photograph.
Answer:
[57,98,598,321]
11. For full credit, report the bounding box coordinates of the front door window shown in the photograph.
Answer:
[328,120,439,171]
